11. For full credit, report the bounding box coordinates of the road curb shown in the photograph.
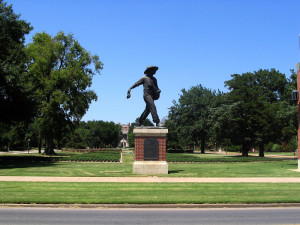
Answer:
[1,203,300,209]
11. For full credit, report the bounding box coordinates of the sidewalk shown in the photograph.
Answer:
[1,176,300,183]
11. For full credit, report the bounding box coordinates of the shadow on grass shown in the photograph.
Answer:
[0,161,60,170]
[287,162,298,166]
[168,170,184,174]
[0,155,61,170]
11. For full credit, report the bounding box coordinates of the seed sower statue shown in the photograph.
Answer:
[127,65,161,126]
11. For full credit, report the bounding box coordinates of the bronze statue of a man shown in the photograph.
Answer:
[127,65,161,126]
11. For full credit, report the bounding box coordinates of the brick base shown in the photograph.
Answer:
[133,127,168,175]
[134,136,166,161]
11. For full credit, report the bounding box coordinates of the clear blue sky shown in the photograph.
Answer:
[7,0,300,124]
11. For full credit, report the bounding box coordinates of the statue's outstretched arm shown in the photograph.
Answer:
[127,77,144,99]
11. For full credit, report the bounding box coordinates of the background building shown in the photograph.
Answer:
[119,123,130,148]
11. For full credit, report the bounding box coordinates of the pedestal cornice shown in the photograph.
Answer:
[133,127,168,137]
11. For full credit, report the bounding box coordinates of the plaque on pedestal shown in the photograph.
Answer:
[133,127,168,175]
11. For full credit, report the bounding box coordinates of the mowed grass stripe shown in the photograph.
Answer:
[0,160,299,177]
[0,182,300,204]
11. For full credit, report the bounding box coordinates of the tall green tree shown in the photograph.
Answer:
[273,70,297,150]
[26,32,103,155]
[222,69,291,156]
[0,0,34,123]
[167,85,223,153]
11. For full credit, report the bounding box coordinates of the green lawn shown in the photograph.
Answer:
[1,152,300,204]
[0,182,299,204]
[0,153,299,177]
[264,152,297,156]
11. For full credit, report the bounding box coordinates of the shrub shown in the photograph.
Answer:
[265,142,274,152]
[271,144,282,152]
[66,151,121,162]
[286,138,297,152]
[224,145,241,152]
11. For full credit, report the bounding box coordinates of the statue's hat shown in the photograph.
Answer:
[144,65,158,74]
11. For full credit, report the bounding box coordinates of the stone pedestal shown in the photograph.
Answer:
[133,127,168,175]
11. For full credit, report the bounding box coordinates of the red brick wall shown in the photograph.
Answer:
[297,66,300,161]
[135,136,166,161]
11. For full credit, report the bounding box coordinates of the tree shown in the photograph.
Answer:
[76,121,121,148]
[277,70,298,149]
[0,0,34,123]
[65,130,86,149]
[0,121,29,151]
[211,100,251,154]
[223,69,291,156]
[26,32,103,154]
[26,119,43,153]
[167,85,223,153]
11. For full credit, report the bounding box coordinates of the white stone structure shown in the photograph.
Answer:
[119,123,130,148]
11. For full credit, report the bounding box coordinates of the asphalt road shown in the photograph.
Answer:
[0,207,300,225]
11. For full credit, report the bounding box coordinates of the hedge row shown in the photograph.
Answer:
[0,152,285,164]
[66,151,121,162]
[166,153,283,163]
[62,148,121,153]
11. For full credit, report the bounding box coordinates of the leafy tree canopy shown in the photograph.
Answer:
[26,31,103,154]
[167,84,223,153]
[0,0,34,123]
[76,120,121,148]
[216,69,295,156]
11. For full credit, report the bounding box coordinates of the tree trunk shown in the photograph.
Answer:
[259,143,265,157]
[44,131,56,155]
[38,133,42,154]
[242,142,249,157]
[200,137,205,154]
